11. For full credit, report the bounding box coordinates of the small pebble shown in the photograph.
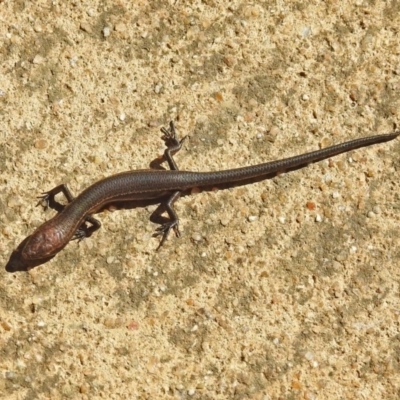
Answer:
[80,384,90,394]
[248,98,258,107]
[350,245,357,254]
[332,260,342,271]
[291,380,302,389]
[324,174,332,184]
[372,205,381,214]
[220,218,230,226]
[154,83,163,94]
[304,351,314,361]
[306,201,316,210]
[336,251,348,262]
[1,320,12,331]
[127,321,139,330]
[115,22,127,32]
[80,22,92,33]
[35,139,47,149]
[366,168,375,178]
[32,55,45,64]
[301,26,312,38]
[214,92,223,101]
[103,26,110,37]
[247,215,258,222]
[367,211,375,218]
[304,391,317,400]
[247,239,255,247]
[35,354,43,363]
[269,125,280,139]
[69,57,77,67]
[186,298,195,306]
[191,233,202,242]
[5,371,15,380]
[332,191,340,199]
[320,137,330,148]
[147,120,160,128]
[256,131,264,140]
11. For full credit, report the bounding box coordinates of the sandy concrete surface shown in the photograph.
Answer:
[1,1,400,399]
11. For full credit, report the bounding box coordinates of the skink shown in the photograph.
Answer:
[21,122,398,261]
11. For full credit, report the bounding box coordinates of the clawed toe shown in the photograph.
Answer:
[153,221,180,248]
[72,229,86,242]
[36,193,51,209]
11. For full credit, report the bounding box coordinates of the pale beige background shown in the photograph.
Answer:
[1,1,400,399]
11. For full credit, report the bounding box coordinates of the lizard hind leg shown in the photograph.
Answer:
[150,190,182,249]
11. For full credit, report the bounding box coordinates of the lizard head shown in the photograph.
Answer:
[21,220,67,260]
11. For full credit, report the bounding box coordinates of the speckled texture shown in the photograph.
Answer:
[1,1,400,399]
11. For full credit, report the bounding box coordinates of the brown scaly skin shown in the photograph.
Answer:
[21,121,399,261]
